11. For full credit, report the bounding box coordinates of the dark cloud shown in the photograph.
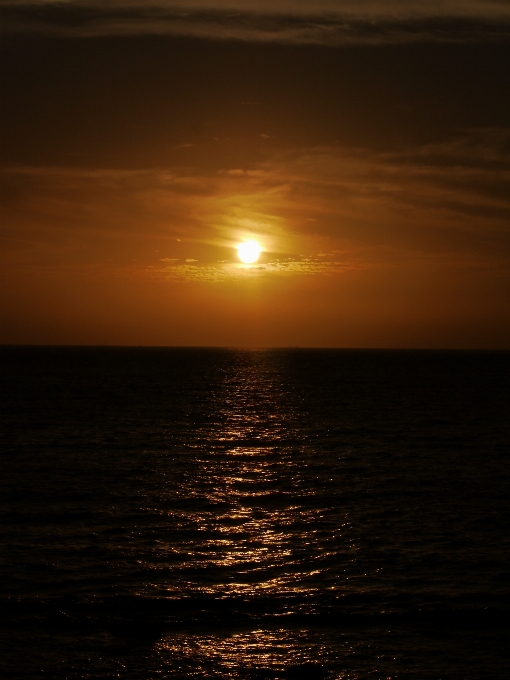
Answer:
[2,1,510,44]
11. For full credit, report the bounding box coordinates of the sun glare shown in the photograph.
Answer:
[237,240,262,264]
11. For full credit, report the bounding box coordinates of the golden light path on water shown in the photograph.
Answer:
[155,629,339,678]
[142,350,356,677]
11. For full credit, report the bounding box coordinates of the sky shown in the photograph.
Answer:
[1,1,510,348]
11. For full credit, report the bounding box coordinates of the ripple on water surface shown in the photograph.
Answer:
[1,347,509,678]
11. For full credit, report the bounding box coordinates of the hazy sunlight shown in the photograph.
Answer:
[237,240,262,264]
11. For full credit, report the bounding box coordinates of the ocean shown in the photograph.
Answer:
[1,347,509,679]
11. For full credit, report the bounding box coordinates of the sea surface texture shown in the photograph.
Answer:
[1,347,509,679]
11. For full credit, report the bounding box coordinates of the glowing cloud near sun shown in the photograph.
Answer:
[237,240,262,264]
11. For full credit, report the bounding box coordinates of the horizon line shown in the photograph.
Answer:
[1,344,509,352]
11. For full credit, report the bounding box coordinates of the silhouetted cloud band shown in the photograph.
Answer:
[3,1,510,44]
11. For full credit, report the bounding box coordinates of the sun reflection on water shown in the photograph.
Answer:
[134,351,358,676]
[147,352,342,598]
[155,628,333,679]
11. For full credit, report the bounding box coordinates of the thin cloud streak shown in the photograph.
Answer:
[3,1,510,44]
[4,1,510,19]
[147,259,355,284]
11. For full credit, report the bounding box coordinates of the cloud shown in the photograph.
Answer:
[2,129,509,284]
[2,1,510,44]
[147,253,358,283]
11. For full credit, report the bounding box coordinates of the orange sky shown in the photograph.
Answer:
[1,1,510,347]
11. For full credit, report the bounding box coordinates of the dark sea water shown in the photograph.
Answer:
[1,347,509,679]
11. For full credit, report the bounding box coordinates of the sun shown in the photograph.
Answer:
[237,240,262,264]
